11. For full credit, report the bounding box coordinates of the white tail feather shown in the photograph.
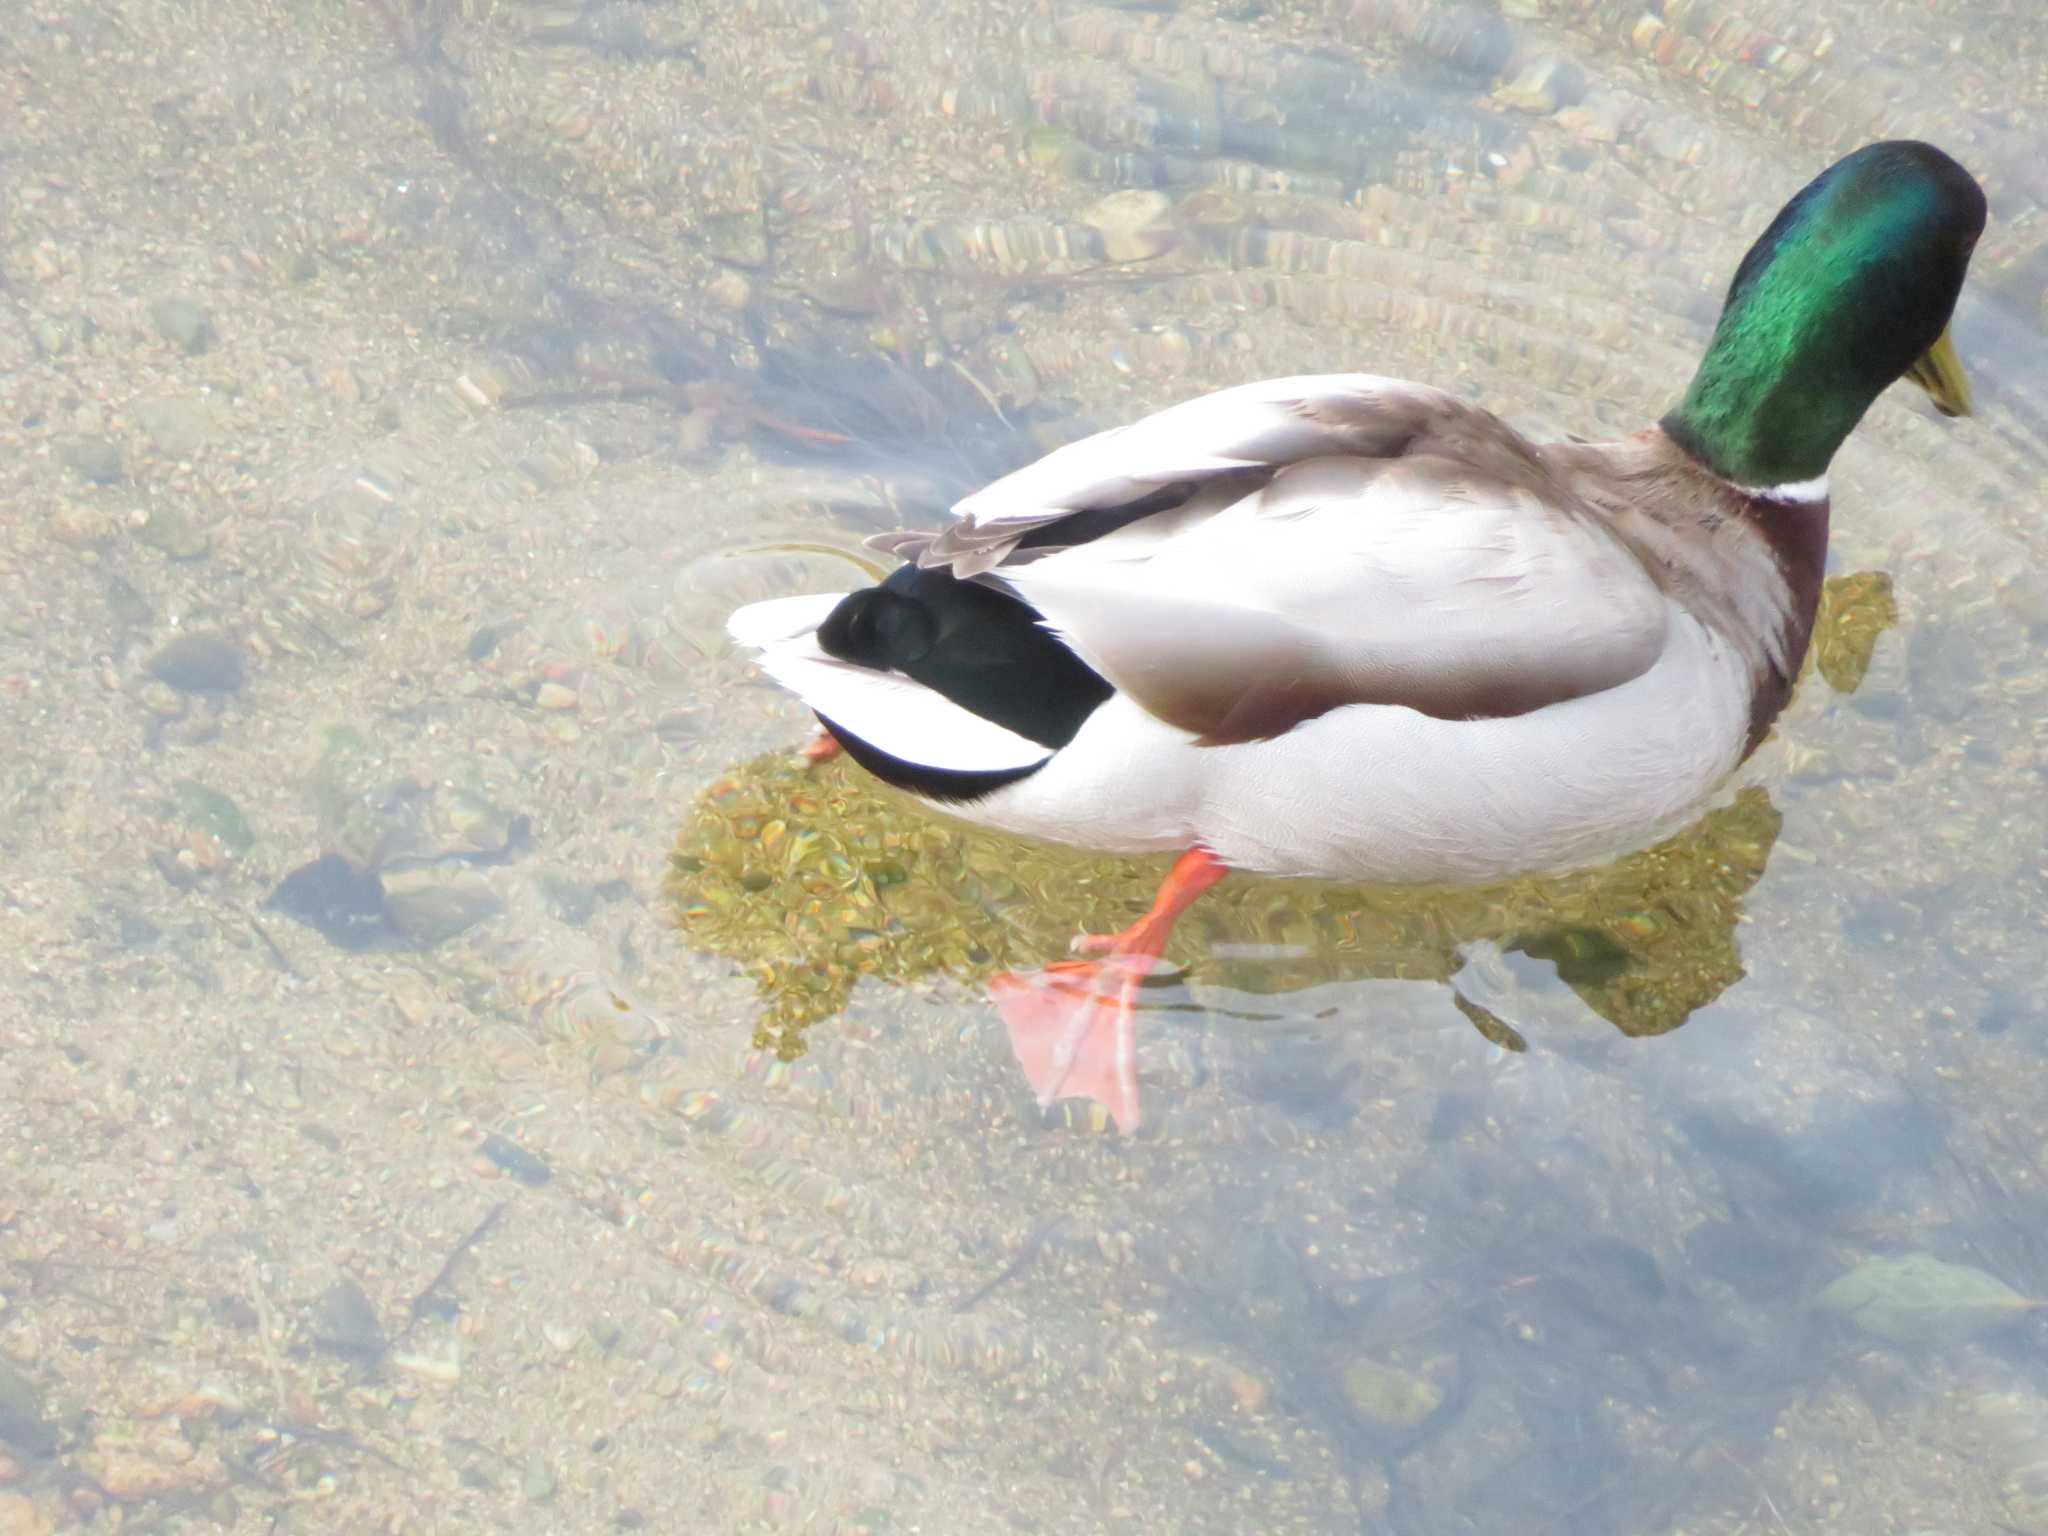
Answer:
[752,636,1052,774]
[726,592,848,649]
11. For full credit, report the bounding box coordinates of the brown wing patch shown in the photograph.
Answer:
[1037,581,1656,746]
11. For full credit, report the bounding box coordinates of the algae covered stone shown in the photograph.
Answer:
[1819,1254,2037,1347]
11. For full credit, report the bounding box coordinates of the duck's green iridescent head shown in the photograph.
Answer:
[1663,140,1986,491]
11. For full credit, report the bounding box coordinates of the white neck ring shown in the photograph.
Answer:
[1736,473,1830,505]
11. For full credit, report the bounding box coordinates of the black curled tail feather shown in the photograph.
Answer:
[816,564,1111,751]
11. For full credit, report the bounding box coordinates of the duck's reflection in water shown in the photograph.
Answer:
[666,573,1990,1533]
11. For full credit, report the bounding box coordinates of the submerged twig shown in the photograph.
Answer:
[405,1200,508,1330]
[952,1214,1066,1312]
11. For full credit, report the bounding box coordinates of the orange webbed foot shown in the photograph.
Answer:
[796,729,843,766]
[986,848,1228,1135]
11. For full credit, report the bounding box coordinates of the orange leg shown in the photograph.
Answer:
[987,848,1228,1134]
[797,727,843,765]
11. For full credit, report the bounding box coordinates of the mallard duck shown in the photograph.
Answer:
[727,139,1985,1132]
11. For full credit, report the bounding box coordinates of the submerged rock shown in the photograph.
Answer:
[133,395,222,458]
[1083,191,1178,262]
[59,435,124,485]
[131,505,211,560]
[381,864,503,945]
[1339,1358,1443,1433]
[1819,1254,2038,1347]
[0,1361,56,1457]
[311,1279,387,1361]
[146,634,245,694]
[267,854,393,950]
[150,296,214,355]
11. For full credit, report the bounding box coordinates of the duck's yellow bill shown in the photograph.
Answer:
[1905,324,1971,418]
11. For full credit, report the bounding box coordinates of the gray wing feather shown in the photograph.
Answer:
[866,372,1672,740]
[1007,452,1671,742]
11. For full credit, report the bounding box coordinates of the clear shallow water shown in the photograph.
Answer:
[1,0,2045,1531]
